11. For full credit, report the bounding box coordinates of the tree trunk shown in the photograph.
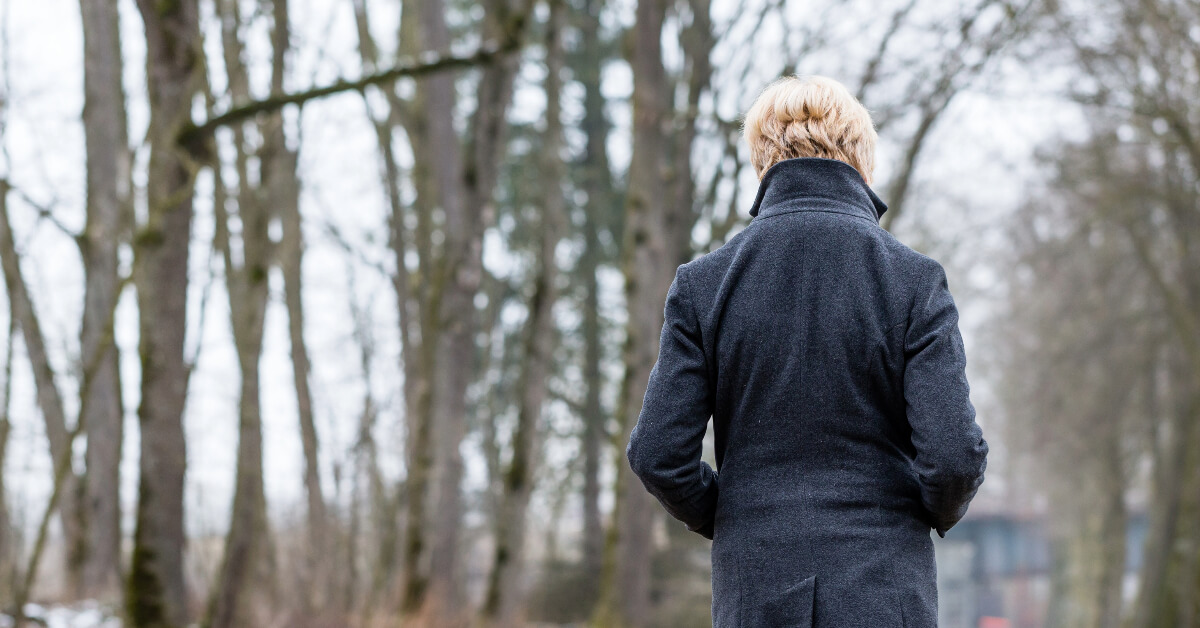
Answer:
[350,4,413,608]
[205,330,270,628]
[127,1,201,625]
[269,0,328,596]
[1131,376,1196,628]
[594,0,671,624]
[398,0,523,622]
[0,280,16,606]
[391,0,449,618]
[480,4,566,625]
[205,1,290,624]
[580,224,605,584]
[575,0,614,588]
[278,96,329,613]
[669,0,712,261]
[78,0,130,602]
[1094,436,1127,628]
[205,151,273,626]
[1170,427,1200,627]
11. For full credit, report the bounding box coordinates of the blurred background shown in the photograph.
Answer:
[0,0,1195,626]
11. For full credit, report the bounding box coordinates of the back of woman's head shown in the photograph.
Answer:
[742,75,878,185]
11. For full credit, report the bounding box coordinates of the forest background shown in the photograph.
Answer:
[0,0,1197,626]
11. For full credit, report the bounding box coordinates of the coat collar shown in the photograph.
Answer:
[748,157,888,223]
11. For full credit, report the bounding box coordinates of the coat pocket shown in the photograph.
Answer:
[758,573,816,628]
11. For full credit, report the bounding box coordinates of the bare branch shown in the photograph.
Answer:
[178,38,521,156]
[856,0,918,102]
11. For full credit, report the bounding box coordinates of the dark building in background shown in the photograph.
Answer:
[935,512,1148,628]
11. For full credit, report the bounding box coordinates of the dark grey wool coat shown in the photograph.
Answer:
[626,157,988,627]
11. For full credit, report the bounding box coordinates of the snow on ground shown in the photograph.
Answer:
[0,601,121,627]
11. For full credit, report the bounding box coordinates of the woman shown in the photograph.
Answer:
[625,75,989,627]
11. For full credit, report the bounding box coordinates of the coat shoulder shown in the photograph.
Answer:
[873,228,950,289]
[681,215,946,292]
[675,226,748,284]
[831,216,944,274]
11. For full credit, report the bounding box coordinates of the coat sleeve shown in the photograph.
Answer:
[626,263,719,540]
[903,261,988,538]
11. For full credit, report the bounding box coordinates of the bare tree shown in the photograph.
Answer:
[0,183,86,600]
[480,2,568,625]
[348,3,413,609]
[0,318,14,608]
[874,0,1036,231]
[273,1,330,607]
[202,0,286,624]
[77,0,130,602]
[276,118,330,622]
[127,0,202,624]
[348,0,531,622]
[1036,1,1200,623]
[122,3,520,624]
[593,0,675,624]
[998,146,1149,624]
[571,0,620,591]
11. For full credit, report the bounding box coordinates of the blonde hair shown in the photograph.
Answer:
[742,75,878,184]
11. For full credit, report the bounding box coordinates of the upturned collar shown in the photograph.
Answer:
[748,157,888,224]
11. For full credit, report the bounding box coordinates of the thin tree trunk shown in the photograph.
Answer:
[127,1,202,625]
[0,184,86,599]
[205,1,286,624]
[269,0,327,599]
[1131,378,1195,628]
[576,0,613,586]
[345,281,393,620]
[1179,434,1200,627]
[205,339,270,628]
[0,318,12,607]
[279,102,329,612]
[580,225,605,585]
[400,0,524,622]
[13,418,85,628]
[78,0,130,602]
[594,0,671,624]
[669,0,712,262]
[1095,436,1127,628]
[878,101,943,232]
[480,3,566,624]
[392,0,443,616]
[350,5,413,609]
[421,7,478,620]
